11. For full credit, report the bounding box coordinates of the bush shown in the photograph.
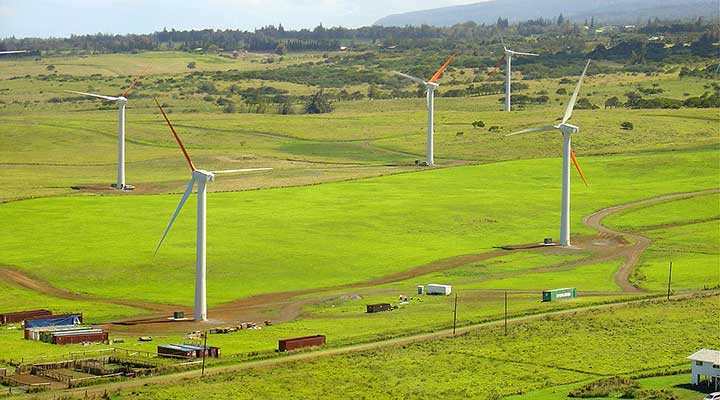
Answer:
[222,102,236,113]
[621,121,634,130]
[472,120,485,128]
[187,61,196,69]
[305,90,333,114]
[569,377,639,398]
[556,88,568,95]
[575,97,599,110]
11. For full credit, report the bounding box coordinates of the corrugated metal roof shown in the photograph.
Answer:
[688,349,720,363]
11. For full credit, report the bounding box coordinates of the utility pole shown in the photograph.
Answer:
[201,331,208,377]
[452,293,458,336]
[667,251,673,301]
[504,290,508,337]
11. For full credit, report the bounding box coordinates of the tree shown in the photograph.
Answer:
[305,90,333,114]
[604,96,620,108]
[187,61,196,69]
[275,42,287,55]
[557,13,565,25]
[367,84,381,100]
[277,99,293,115]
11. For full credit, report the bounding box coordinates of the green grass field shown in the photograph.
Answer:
[1,149,716,307]
[101,295,718,400]
[0,49,718,396]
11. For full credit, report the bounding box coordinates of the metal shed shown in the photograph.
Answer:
[542,288,576,302]
[278,335,326,352]
[0,309,52,324]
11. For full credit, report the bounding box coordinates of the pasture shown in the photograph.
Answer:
[101,295,719,399]
[0,49,717,397]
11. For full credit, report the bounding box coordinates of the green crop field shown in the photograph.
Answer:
[0,41,718,399]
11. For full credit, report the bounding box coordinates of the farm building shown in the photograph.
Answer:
[366,303,392,313]
[23,313,82,329]
[51,329,107,345]
[26,325,86,341]
[427,284,452,295]
[0,309,52,324]
[688,349,720,389]
[542,288,576,302]
[158,344,221,359]
[278,335,326,352]
[25,325,107,344]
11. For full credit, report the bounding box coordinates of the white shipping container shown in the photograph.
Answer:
[426,284,452,295]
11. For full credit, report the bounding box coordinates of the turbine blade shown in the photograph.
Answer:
[512,51,539,56]
[392,71,425,85]
[505,125,556,137]
[210,168,273,175]
[485,53,506,82]
[65,90,118,101]
[154,177,196,256]
[497,28,507,51]
[561,59,592,124]
[121,65,150,97]
[570,148,588,187]
[154,97,196,171]
[429,50,460,83]
[0,50,27,55]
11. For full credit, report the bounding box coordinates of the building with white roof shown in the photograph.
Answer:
[688,349,720,388]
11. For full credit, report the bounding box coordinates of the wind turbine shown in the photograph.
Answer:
[152,98,272,322]
[0,50,27,55]
[505,59,592,247]
[495,32,539,112]
[64,68,148,190]
[393,50,460,166]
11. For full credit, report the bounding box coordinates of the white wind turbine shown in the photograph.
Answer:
[505,59,592,247]
[152,98,272,322]
[64,67,148,190]
[494,32,539,112]
[393,50,459,166]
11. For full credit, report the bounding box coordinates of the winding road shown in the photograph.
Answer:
[0,188,717,333]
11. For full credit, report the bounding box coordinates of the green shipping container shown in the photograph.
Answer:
[542,288,576,302]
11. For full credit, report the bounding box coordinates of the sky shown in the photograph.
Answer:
[0,0,476,39]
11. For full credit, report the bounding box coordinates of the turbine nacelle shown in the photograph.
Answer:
[557,123,579,135]
[425,82,439,90]
[192,169,215,182]
[117,96,128,104]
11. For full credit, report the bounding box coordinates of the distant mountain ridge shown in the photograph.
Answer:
[375,0,718,26]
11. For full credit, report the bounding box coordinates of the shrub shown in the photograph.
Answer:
[305,90,333,114]
[621,121,634,130]
[472,120,485,128]
[187,61,196,69]
[568,377,639,398]
[222,102,236,113]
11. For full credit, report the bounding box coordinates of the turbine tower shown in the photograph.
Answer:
[152,98,272,322]
[496,32,539,112]
[393,50,460,166]
[65,67,148,190]
[506,60,592,247]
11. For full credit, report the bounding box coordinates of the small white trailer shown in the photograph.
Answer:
[426,284,452,295]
